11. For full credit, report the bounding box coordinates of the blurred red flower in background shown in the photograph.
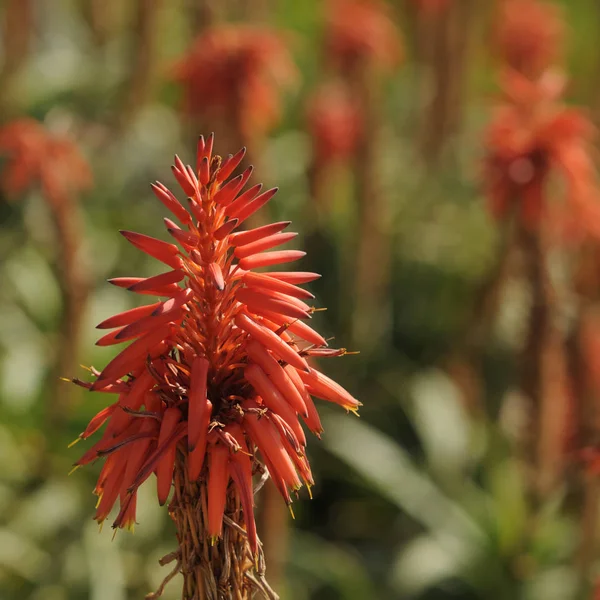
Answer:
[325,0,402,74]
[72,135,359,594]
[0,118,92,203]
[305,82,362,165]
[172,26,297,142]
[496,0,563,79]
[484,68,600,237]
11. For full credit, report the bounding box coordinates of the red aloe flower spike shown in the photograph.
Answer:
[73,136,358,598]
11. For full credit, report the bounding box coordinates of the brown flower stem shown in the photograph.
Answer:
[349,64,390,352]
[0,0,33,115]
[118,0,164,129]
[46,191,90,430]
[576,474,600,588]
[517,224,566,500]
[567,308,600,592]
[79,0,114,48]
[415,0,476,165]
[188,0,217,32]
[168,452,275,600]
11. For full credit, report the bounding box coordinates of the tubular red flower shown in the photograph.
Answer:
[73,135,359,596]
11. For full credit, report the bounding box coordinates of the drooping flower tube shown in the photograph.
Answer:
[72,134,360,599]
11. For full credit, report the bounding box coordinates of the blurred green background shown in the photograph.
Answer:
[2,1,600,599]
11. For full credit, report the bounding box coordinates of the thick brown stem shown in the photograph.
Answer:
[518,225,566,500]
[168,454,276,600]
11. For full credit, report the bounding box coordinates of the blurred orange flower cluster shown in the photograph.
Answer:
[306,0,402,168]
[305,82,363,165]
[325,0,402,75]
[496,0,563,79]
[173,26,297,143]
[0,118,91,204]
[484,0,600,239]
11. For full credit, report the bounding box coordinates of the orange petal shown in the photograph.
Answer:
[229,188,278,225]
[235,231,298,259]
[213,218,239,240]
[96,302,161,329]
[127,270,185,293]
[95,324,174,385]
[188,357,210,451]
[283,365,323,436]
[241,270,314,300]
[167,227,199,248]
[260,271,321,285]
[207,444,230,540]
[120,230,183,270]
[224,183,263,217]
[245,339,308,417]
[216,146,246,182]
[234,312,309,372]
[257,309,327,347]
[297,368,361,412]
[245,363,306,446]
[230,221,291,248]
[238,250,306,271]
[237,287,309,321]
[188,399,212,481]
[156,407,182,505]
[151,182,191,225]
